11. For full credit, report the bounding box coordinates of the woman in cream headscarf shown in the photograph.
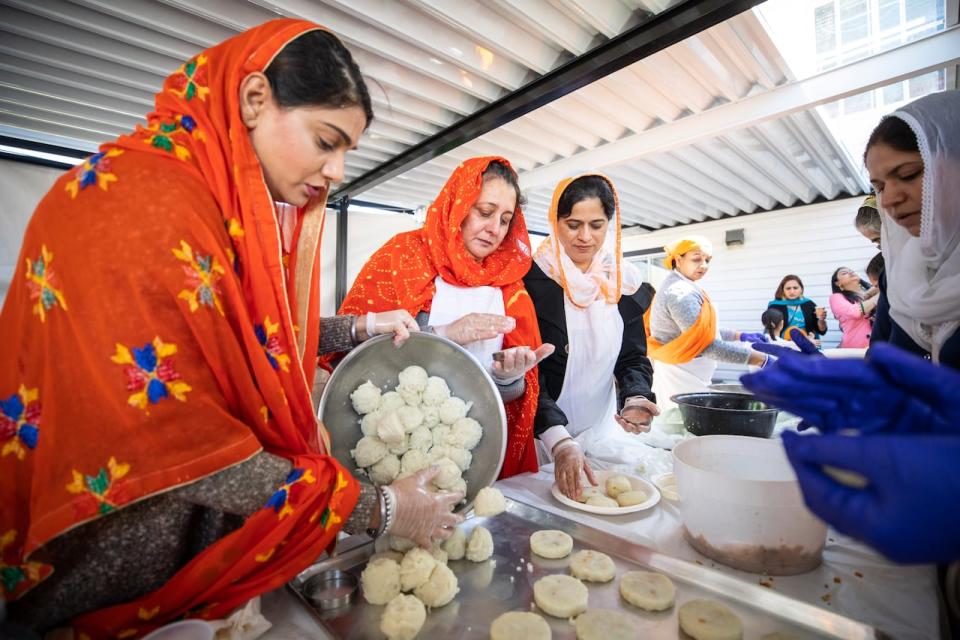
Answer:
[524,174,659,499]
[647,235,769,432]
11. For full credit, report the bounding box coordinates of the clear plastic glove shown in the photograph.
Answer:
[614,396,660,434]
[782,430,960,564]
[387,466,464,547]
[491,344,555,384]
[434,313,515,346]
[553,439,597,500]
[738,331,769,343]
[360,310,419,347]
[742,343,960,435]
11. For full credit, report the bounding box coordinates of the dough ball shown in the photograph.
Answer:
[352,436,388,468]
[350,380,381,415]
[389,536,417,553]
[577,486,605,503]
[398,365,429,392]
[422,376,451,406]
[368,454,400,485]
[429,543,448,565]
[413,562,459,608]
[616,490,648,507]
[409,425,433,451]
[444,476,467,500]
[380,593,426,640]
[431,425,454,448]
[442,527,466,560]
[490,611,551,640]
[605,474,633,498]
[451,417,483,451]
[585,495,619,509]
[432,456,462,490]
[678,599,743,640]
[398,384,422,408]
[533,574,588,618]
[431,444,472,472]
[421,405,440,428]
[377,411,405,446]
[360,557,401,605]
[473,487,506,517]
[438,397,468,425]
[370,550,404,563]
[400,449,431,476]
[574,609,635,640]
[465,526,494,562]
[530,530,574,559]
[569,549,616,583]
[619,571,675,611]
[380,391,405,413]
[399,547,437,592]
[388,434,409,456]
[360,409,382,438]
[396,406,424,433]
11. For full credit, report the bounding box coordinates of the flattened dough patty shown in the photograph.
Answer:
[530,530,574,559]
[533,574,588,618]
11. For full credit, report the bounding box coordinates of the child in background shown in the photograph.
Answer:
[866,252,885,287]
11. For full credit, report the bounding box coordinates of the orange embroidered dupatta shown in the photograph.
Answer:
[0,19,359,637]
[335,157,542,478]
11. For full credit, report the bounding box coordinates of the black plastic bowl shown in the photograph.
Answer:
[671,392,779,438]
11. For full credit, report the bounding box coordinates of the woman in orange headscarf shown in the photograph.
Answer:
[335,157,552,479]
[647,236,769,434]
[0,20,459,637]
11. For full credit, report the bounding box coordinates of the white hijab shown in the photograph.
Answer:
[879,91,960,362]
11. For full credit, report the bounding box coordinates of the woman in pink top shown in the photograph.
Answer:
[829,266,879,348]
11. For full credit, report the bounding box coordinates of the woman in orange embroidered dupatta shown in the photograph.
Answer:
[334,157,552,479]
[0,19,462,638]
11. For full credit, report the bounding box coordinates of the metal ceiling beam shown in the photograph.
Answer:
[331,0,765,200]
[520,25,960,189]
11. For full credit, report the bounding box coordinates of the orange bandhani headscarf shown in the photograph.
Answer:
[0,19,359,637]
[335,157,542,478]
[647,236,718,364]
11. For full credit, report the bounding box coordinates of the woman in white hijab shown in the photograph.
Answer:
[524,174,659,499]
[865,90,960,367]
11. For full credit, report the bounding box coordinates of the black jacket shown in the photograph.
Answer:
[766,299,824,337]
[523,262,656,437]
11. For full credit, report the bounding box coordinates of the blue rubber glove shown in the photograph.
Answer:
[742,343,960,435]
[782,431,960,564]
[738,331,769,343]
[752,330,821,357]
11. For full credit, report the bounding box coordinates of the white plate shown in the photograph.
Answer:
[551,469,660,515]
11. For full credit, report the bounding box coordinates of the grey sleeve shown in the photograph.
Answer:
[665,290,752,365]
[342,482,379,536]
[319,315,356,355]
[496,378,526,403]
[172,452,292,516]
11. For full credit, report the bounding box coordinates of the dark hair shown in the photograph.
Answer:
[831,267,868,305]
[863,115,919,163]
[774,274,804,301]
[482,160,526,210]
[866,252,885,279]
[855,205,881,234]
[265,30,373,127]
[557,175,615,220]
[761,308,785,341]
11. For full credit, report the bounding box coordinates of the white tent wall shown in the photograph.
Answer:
[0,159,63,302]
[620,197,879,382]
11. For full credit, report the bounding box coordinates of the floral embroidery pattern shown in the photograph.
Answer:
[24,245,67,322]
[264,468,316,520]
[172,241,225,315]
[320,471,351,531]
[255,316,290,372]
[65,149,123,199]
[169,55,209,101]
[145,115,203,161]
[66,456,131,516]
[1,385,40,461]
[0,530,53,600]
[111,337,192,411]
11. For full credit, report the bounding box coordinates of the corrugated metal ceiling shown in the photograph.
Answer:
[0,0,870,233]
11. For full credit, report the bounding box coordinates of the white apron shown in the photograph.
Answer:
[429,276,504,372]
[536,297,623,463]
[650,357,716,434]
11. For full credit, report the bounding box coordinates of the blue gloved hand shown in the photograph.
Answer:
[782,431,960,564]
[738,331,769,343]
[753,330,821,358]
[742,343,960,435]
